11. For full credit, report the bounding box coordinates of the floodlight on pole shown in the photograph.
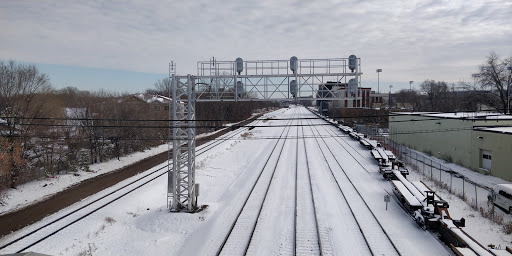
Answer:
[409,81,413,91]
[376,69,382,93]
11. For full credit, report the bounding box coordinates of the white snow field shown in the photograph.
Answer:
[0,117,243,215]
[2,106,460,255]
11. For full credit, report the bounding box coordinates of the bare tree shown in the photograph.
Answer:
[393,89,426,111]
[0,60,53,188]
[151,78,171,96]
[0,60,53,136]
[420,80,450,111]
[0,137,24,196]
[473,52,512,114]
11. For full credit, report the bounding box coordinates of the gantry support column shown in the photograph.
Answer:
[168,74,197,212]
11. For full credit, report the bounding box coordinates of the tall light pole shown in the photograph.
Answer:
[409,80,413,91]
[376,69,382,93]
[389,84,393,109]
[507,66,511,114]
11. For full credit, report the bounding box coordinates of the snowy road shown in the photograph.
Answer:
[0,106,450,255]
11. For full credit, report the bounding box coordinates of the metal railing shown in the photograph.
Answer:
[389,141,490,209]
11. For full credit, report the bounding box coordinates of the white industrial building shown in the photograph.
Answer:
[389,112,512,181]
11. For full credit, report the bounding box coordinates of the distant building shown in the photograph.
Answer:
[333,86,371,108]
[316,82,371,115]
[369,92,389,109]
[63,108,86,137]
[132,94,172,112]
[389,112,512,180]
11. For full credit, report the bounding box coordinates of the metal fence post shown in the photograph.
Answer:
[430,158,433,179]
[422,155,425,175]
[475,184,478,209]
[463,178,465,200]
[439,163,442,182]
[450,170,452,193]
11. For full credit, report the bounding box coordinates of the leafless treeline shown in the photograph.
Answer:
[394,52,511,113]
[0,61,275,197]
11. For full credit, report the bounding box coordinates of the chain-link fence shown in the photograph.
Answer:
[388,138,492,209]
[354,124,492,209]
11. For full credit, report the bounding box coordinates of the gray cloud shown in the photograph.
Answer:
[1,0,511,91]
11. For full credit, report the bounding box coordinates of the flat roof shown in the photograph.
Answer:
[474,126,512,134]
[392,112,512,120]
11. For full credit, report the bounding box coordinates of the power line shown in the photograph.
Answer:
[2,123,343,131]
[1,125,493,142]
[1,110,509,123]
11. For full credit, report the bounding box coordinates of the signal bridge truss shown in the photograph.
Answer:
[195,57,362,101]
[168,56,363,212]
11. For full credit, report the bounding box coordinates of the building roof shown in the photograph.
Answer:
[392,112,512,120]
[474,126,512,134]
[134,94,171,104]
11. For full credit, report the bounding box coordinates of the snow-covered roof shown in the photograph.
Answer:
[134,94,171,104]
[64,108,86,118]
[474,126,512,134]
[392,112,512,120]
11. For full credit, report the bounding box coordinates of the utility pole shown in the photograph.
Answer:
[409,80,413,91]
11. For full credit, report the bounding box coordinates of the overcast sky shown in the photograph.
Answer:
[1,0,511,93]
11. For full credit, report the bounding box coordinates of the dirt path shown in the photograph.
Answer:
[0,115,262,238]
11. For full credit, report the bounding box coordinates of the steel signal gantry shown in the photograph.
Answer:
[168,56,363,212]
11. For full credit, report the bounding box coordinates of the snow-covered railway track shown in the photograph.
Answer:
[216,112,301,255]
[315,116,424,225]
[306,115,402,256]
[295,108,322,255]
[0,117,264,254]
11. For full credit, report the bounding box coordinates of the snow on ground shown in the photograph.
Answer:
[408,165,512,249]
[0,109,286,255]
[0,143,169,215]
[2,106,508,255]
[403,148,511,191]
[0,121,237,215]
[306,115,447,255]
[401,146,512,234]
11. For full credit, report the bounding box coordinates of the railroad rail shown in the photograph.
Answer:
[216,109,297,255]
[0,114,268,254]
[305,112,401,255]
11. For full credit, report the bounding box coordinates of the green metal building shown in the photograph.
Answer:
[389,112,512,180]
